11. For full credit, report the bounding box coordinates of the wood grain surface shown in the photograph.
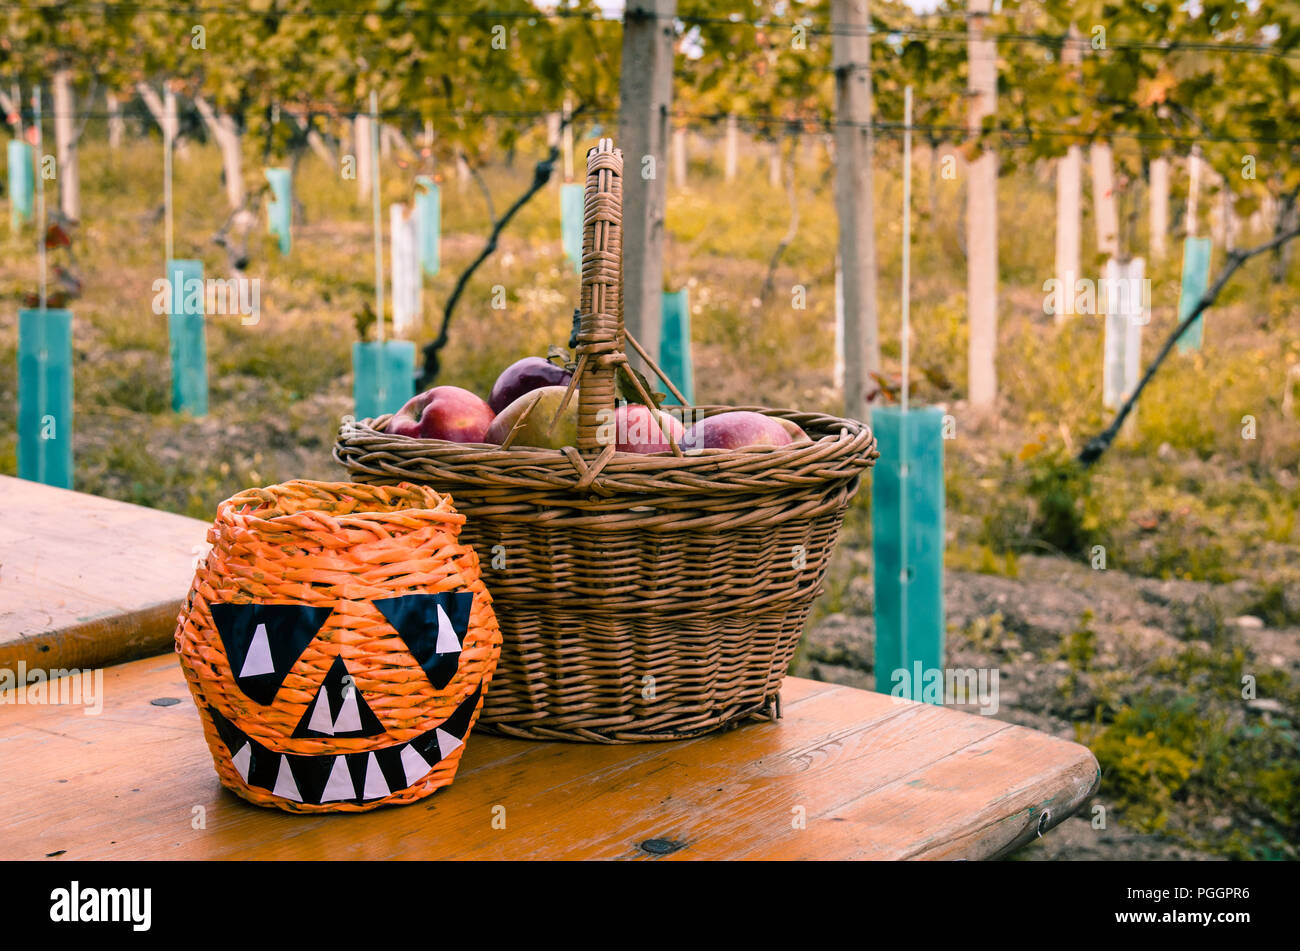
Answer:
[0,476,210,673]
[2,657,1100,860]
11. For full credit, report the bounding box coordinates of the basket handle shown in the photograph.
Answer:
[567,139,688,457]
[574,139,624,453]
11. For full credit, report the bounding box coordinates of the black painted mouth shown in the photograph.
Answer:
[208,683,483,806]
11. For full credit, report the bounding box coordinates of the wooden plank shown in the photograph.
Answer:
[1,658,1098,861]
[0,476,210,672]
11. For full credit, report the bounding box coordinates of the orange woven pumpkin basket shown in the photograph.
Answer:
[174,480,501,813]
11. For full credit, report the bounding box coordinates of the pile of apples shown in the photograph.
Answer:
[385,356,809,453]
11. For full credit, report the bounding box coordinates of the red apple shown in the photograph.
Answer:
[680,411,793,451]
[611,403,686,453]
[387,389,435,437]
[387,385,495,443]
[488,357,573,414]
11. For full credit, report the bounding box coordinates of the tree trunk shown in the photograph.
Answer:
[832,0,881,419]
[294,113,335,168]
[194,95,244,211]
[456,152,470,194]
[768,138,782,188]
[1272,190,1297,283]
[105,91,125,149]
[724,113,738,183]
[137,80,183,160]
[618,0,676,375]
[1090,141,1119,258]
[53,69,80,220]
[1054,145,1081,324]
[1149,155,1169,261]
[966,0,998,409]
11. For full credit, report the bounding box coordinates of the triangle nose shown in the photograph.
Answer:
[292,656,386,738]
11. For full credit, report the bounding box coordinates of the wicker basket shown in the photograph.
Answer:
[334,140,878,743]
[174,480,501,812]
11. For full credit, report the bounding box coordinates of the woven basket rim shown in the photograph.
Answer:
[217,479,465,528]
[336,404,877,491]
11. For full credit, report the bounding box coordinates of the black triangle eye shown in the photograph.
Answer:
[373,593,473,690]
[209,603,335,704]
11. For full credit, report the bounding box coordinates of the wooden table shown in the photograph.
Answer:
[3,655,1099,860]
[1,480,1100,860]
[0,476,210,672]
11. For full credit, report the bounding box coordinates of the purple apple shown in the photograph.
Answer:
[488,357,573,415]
[387,385,495,443]
[613,404,686,454]
[680,411,793,451]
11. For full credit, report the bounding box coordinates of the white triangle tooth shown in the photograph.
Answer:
[435,728,463,758]
[232,742,252,783]
[272,755,303,802]
[362,752,389,800]
[319,756,355,803]
[399,743,433,787]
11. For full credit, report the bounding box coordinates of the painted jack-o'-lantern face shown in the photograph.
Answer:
[201,593,483,808]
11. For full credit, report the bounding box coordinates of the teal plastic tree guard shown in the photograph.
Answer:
[265,167,292,256]
[560,182,583,275]
[167,258,208,416]
[9,139,34,231]
[415,175,440,276]
[871,405,945,699]
[1176,236,1213,352]
[659,289,694,405]
[17,308,74,489]
[353,340,416,420]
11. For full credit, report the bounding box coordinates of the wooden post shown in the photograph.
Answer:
[164,86,185,160]
[562,94,575,182]
[966,0,997,409]
[1187,146,1201,238]
[672,124,687,188]
[724,113,739,182]
[1091,141,1119,257]
[1053,25,1081,323]
[618,0,675,374]
[354,113,372,203]
[832,0,880,421]
[1054,147,1081,324]
[53,68,78,220]
[1149,155,1169,261]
